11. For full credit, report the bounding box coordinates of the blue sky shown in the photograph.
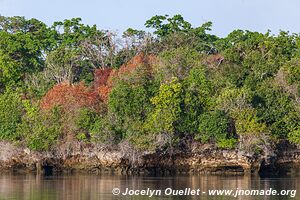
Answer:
[1,0,300,37]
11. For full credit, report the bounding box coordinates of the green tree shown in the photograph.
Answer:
[17,102,62,151]
[145,77,182,136]
[108,64,156,141]
[0,16,53,89]
[253,82,297,138]
[0,90,23,140]
[197,110,236,148]
[179,66,213,133]
[157,47,200,81]
[145,15,218,53]
[145,14,192,37]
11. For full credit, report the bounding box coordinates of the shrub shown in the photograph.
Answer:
[109,82,150,123]
[285,58,300,85]
[108,62,156,139]
[0,90,23,140]
[145,77,182,136]
[40,82,99,111]
[89,115,121,144]
[253,83,296,137]
[156,47,200,81]
[179,66,213,133]
[288,129,300,145]
[216,87,253,112]
[18,102,62,151]
[75,108,97,140]
[217,138,237,149]
[196,110,236,148]
[231,108,268,135]
[230,108,270,153]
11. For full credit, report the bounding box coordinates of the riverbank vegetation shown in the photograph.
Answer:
[0,15,299,153]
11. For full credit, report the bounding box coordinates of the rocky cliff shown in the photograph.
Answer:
[0,140,297,175]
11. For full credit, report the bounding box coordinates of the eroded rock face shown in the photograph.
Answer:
[0,140,294,175]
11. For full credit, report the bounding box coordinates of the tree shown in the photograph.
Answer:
[145,14,192,37]
[179,66,213,133]
[40,82,99,111]
[108,62,156,139]
[44,18,116,85]
[80,30,118,69]
[0,90,23,140]
[145,15,218,53]
[17,102,62,151]
[0,16,52,89]
[145,77,182,137]
[197,110,236,148]
[156,47,200,81]
[253,82,298,138]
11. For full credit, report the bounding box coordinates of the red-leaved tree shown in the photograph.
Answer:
[40,82,99,112]
[93,53,156,101]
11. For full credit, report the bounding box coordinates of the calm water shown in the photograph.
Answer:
[0,173,298,200]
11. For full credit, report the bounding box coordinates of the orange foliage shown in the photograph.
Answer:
[40,82,99,111]
[108,53,156,84]
[117,53,156,75]
[41,54,157,109]
[97,85,111,102]
[93,68,112,89]
[94,53,156,101]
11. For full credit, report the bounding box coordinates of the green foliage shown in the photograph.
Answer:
[216,87,253,113]
[0,90,23,140]
[112,49,136,68]
[179,66,213,133]
[76,108,97,132]
[1,14,300,153]
[86,113,120,143]
[0,16,52,88]
[108,65,155,138]
[74,108,119,143]
[45,18,103,83]
[283,57,300,88]
[24,71,55,99]
[217,30,298,89]
[122,121,157,151]
[231,108,268,136]
[123,28,146,39]
[196,110,236,149]
[17,103,62,151]
[211,63,249,88]
[288,129,300,145]
[145,14,191,37]
[109,82,150,122]
[51,18,100,46]
[45,46,79,83]
[145,15,218,54]
[145,77,182,135]
[253,83,296,137]
[75,108,96,141]
[217,138,237,149]
[157,47,200,81]
[229,108,270,152]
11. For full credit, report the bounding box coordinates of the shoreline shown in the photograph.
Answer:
[0,140,298,176]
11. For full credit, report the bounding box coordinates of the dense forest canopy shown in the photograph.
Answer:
[0,14,299,153]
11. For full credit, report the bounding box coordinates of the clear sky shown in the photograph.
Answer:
[1,0,299,37]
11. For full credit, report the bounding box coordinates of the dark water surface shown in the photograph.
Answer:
[0,173,298,200]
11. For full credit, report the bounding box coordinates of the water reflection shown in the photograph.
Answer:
[0,173,298,200]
